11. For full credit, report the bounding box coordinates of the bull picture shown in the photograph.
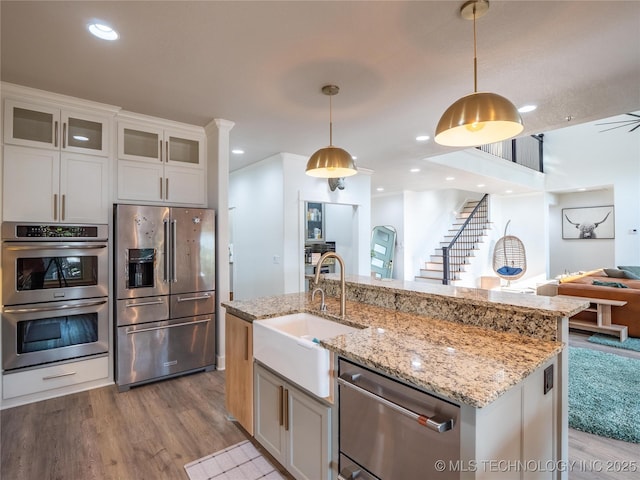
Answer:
[562,206,614,239]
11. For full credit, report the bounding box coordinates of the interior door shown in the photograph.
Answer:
[171,207,215,294]
[371,225,396,279]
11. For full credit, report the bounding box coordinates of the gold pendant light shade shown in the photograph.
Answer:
[306,84,357,178]
[435,0,524,147]
[435,91,523,147]
[305,146,357,178]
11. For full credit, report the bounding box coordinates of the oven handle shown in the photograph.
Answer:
[337,373,454,433]
[4,244,108,251]
[176,293,212,303]
[3,299,107,314]
[126,317,212,334]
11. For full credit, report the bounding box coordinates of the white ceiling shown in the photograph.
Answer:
[2,1,639,195]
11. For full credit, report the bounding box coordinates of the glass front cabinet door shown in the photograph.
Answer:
[4,99,110,156]
[305,202,325,242]
[118,122,204,167]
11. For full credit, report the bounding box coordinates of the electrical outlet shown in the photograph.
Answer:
[543,365,554,395]
[273,255,280,264]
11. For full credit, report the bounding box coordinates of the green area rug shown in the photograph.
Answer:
[588,334,640,352]
[569,347,640,443]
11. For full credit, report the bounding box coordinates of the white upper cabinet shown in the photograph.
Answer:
[118,122,203,168]
[4,99,110,156]
[116,117,206,205]
[2,145,109,223]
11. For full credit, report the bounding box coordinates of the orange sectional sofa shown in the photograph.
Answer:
[557,269,640,338]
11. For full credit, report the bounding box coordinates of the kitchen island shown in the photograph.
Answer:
[223,276,588,479]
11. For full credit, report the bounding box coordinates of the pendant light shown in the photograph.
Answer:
[435,0,523,147]
[306,85,357,178]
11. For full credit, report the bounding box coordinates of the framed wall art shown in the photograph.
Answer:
[562,205,615,239]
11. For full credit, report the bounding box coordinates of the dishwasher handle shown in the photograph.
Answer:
[338,373,454,433]
[338,466,363,480]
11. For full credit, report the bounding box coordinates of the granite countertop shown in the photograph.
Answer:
[322,274,588,318]
[223,292,565,408]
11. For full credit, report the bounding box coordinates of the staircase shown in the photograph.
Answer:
[415,197,491,285]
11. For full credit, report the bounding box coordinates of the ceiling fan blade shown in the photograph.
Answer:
[626,113,640,119]
[629,123,640,133]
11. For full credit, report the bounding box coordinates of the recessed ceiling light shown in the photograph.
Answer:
[351,155,358,160]
[578,187,587,191]
[416,135,430,142]
[410,168,420,173]
[518,104,537,113]
[88,23,119,41]
[445,176,455,181]
[231,149,244,155]
[505,189,513,194]
[73,135,89,142]
[477,184,485,188]
[376,187,384,192]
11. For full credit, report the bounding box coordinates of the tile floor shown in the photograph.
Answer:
[185,440,285,480]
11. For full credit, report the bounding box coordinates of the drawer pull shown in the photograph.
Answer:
[125,299,165,307]
[338,373,454,433]
[42,371,77,381]
[126,318,211,334]
[176,293,211,303]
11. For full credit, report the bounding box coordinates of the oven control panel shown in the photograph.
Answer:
[2,223,108,241]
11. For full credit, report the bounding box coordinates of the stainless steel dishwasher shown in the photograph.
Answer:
[338,358,461,480]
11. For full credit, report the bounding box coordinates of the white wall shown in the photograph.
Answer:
[230,153,371,300]
[229,155,285,300]
[490,192,548,285]
[544,114,640,269]
[548,189,615,276]
[325,203,358,275]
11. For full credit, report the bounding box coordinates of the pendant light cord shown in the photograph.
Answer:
[473,4,478,93]
[329,93,333,146]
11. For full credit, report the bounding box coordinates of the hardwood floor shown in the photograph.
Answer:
[1,335,638,479]
[0,370,291,480]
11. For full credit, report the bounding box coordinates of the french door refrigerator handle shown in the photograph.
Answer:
[171,219,177,282]
[337,373,454,433]
[163,219,170,283]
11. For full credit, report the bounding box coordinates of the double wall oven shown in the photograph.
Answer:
[1,223,109,371]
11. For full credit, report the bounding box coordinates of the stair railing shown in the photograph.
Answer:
[442,194,489,285]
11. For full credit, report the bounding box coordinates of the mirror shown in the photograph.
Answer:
[371,225,396,279]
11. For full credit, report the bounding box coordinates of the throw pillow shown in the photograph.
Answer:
[592,280,629,288]
[617,266,640,279]
[603,268,628,278]
[497,266,523,276]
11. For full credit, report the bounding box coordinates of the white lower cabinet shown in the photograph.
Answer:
[254,363,331,480]
[2,356,109,400]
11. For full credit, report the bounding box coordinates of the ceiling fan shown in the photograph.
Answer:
[596,113,640,133]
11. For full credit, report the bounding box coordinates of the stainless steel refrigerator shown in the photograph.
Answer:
[114,204,215,391]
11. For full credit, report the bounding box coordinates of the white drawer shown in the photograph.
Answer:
[3,356,109,399]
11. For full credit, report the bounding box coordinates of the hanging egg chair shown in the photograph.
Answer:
[493,220,526,285]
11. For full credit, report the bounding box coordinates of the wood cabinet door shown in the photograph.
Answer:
[225,313,254,435]
[2,145,59,222]
[60,153,109,223]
